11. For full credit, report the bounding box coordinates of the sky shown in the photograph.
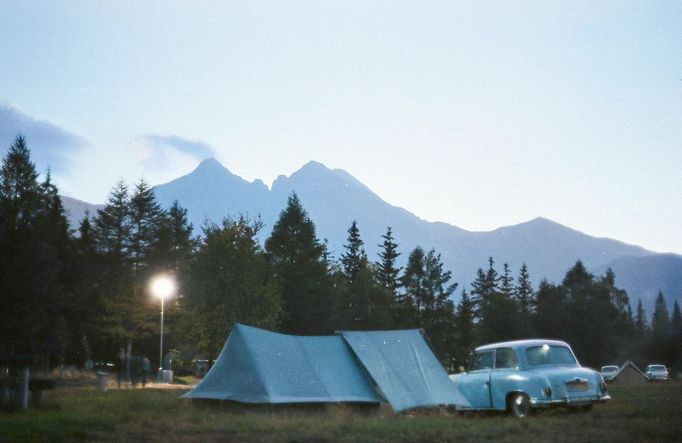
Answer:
[1,1,681,254]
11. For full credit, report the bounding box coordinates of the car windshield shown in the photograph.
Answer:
[648,365,666,371]
[602,367,617,373]
[525,345,577,367]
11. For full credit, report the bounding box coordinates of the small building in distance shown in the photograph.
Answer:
[610,360,648,384]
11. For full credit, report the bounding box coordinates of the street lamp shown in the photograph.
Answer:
[149,274,176,380]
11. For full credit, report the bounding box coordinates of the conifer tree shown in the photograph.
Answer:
[635,299,648,337]
[515,263,534,314]
[0,136,72,365]
[470,257,501,318]
[265,193,335,334]
[70,215,105,360]
[183,216,281,357]
[421,249,458,366]
[671,301,682,340]
[648,291,671,363]
[340,220,367,284]
[337,221,392,329]
[399,246,457,364]
[94,180,132,260]
[129,179,163,274]
[399,247,426,325]
[500,263,514,299]
[375,226,401,296]
[651,291,671,340]
[651,292,671,341]
[670,301,682,371]
[453,289,475,369]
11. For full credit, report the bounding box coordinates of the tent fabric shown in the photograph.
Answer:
[183,324,382,404]
[340,329,470,411]
[184,323,469,411]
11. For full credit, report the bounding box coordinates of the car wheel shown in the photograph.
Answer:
[508,393,532,418]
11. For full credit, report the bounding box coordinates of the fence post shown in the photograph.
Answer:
[0,366,10,406]
[18,366,29,409]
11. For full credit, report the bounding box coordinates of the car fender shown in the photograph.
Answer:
[490,371,548,410]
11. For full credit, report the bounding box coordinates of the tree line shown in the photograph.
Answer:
[1,136,680,374]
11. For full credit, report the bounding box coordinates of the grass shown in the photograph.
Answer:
[1,382,681,442]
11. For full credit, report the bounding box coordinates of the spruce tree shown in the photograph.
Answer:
[92,181,139,355]
[129,179,163,274]
[515,263,534,314]
[651,292,671,341]
[340,220,367,284]
[94,180,132,260]
[471,257,525,343]
[453,289,475,369]
[265,193,335,334]
[635,299,648,337]
[670,301,682,371]
[651,291,671,340]
[398,246,457,365]
[648,292,671,363]
[399,247,426,325]
[671,301,682,339]
[0,136,72,365]
[376,226,401,296]
[70,215,104,360]
[500,263,514,298]
[421,249,458,367]
[337,221,391,329]
[149,200,197,273]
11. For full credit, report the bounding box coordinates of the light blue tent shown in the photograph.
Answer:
[184,323,469,412]
[183,324,382,404]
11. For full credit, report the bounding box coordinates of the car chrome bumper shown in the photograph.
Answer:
[530,394,611,408]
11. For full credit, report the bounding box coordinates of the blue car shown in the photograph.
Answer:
[449,339,610,417]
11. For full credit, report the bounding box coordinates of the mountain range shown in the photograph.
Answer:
[62,158,682,314]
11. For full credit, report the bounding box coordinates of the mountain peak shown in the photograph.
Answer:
[195,157,226,172]
[300,160,329,172]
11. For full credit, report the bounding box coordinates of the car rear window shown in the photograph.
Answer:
[469,350,494,371]
[495,347,518,369]
[525,345,577,367]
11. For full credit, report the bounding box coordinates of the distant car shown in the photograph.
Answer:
[601,365,619,382]
[449,339,610,417]
[644,364,669,381]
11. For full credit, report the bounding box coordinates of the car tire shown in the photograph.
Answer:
[508,393,532,418]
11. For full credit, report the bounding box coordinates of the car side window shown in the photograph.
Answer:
[469,350,494,371]
[494,347,518,369]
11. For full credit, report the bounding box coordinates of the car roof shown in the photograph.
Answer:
[475,339,569,352]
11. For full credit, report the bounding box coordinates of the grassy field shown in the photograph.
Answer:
[1,381,681,442]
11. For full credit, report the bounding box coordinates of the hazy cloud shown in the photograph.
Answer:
[139,134,214,161]
[0,103,86,175]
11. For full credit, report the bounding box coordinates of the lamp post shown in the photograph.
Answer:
[149,274,176,381]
